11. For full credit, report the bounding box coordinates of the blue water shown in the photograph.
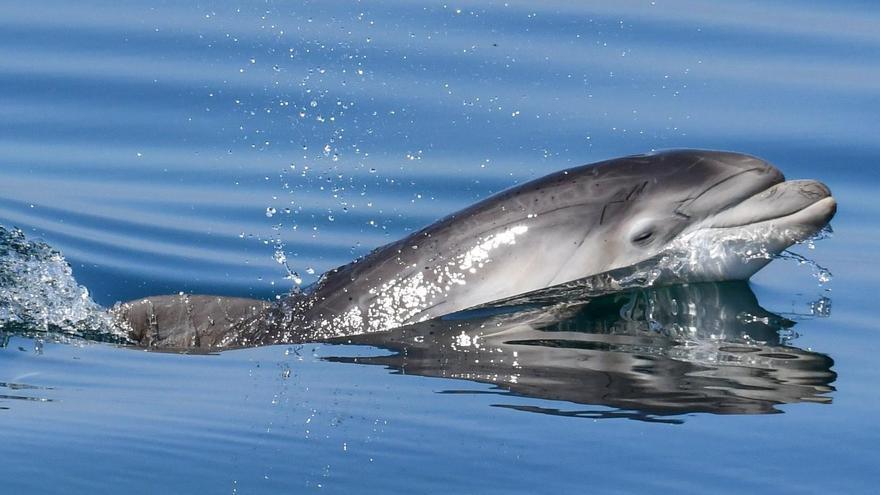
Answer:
[2,1,879,493]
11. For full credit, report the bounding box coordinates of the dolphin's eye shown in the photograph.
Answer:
[632,230,653,244]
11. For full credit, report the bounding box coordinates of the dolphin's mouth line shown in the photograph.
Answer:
[728,196,836,230]
[704,179,835,230]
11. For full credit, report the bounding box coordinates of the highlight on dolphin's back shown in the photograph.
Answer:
[0,149,836,419]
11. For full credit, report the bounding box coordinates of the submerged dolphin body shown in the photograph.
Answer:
[114,150,837,349]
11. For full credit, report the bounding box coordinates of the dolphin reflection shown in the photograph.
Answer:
[324,282,835,421]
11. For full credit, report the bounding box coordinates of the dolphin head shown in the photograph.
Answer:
[571,150,836,282]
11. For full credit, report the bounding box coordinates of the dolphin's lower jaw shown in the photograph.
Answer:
[661,188,836,282]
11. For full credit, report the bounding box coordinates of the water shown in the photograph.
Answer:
[2,1,879,493]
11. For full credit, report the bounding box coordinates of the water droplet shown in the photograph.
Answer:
[266,207,276,218]
[273,250,287,264]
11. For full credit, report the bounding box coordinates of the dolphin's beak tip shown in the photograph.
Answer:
[804,195,837,233]
[810,180,836,220]
[822,195,837,222]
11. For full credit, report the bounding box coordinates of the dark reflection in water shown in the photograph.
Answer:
[0,333,55,409]
[0,379,53,408]
[326,282,835,422]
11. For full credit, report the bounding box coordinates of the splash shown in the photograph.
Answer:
[780,225,834,287]
[0,226,126,342]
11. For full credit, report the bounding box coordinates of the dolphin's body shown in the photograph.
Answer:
[114,149,837,349]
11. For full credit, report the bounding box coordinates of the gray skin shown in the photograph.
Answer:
[113,149,837,349]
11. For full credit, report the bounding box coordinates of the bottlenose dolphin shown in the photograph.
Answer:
[113,149,836,348]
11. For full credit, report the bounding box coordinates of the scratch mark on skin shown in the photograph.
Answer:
[601,182,648,225]
[626,181,649,201]
[674,200,694,219]
[600,201,625,225]
[685,156,706,172]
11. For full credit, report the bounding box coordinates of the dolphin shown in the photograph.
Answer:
[113,149,837,349]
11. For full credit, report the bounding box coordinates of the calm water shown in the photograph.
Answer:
[2,1,879,493]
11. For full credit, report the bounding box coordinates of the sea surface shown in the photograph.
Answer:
[2,1,879,493]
